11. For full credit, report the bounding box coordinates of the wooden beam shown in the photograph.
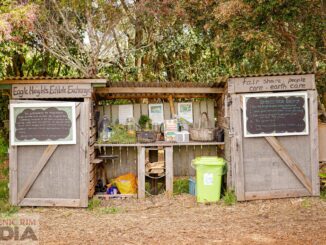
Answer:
[95,87,224,94]
[265,136,313,193]
[18,145,58,203]
[231,95,245,200]
[9,146,18,205]
[244,189,310,200]
[99,94,217,100]
[19,198,81,207]
[168,95,176,117]
[308,90,320,196]
[1,78,106,85]
[137,146,146,199]
[79,99,90,207]
[165,147,173,196]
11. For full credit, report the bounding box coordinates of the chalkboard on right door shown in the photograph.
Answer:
[243,92,309,137]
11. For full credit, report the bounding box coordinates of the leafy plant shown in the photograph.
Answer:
[138,115,152,131]
[222,189,237,206]
[87,198,101,210]
[173,178,189,195]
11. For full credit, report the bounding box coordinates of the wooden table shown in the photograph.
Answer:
[95,141,224,198]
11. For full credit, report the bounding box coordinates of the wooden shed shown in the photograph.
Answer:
[0,77,106,207]
[0,73,320,207]
[227,73,320,200]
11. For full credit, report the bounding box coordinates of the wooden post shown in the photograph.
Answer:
[165,147,173,196]
[230,94,245,200]
[137,146,145,198]
[79,99,90,207]
[168,95,175,117]
[9,146,17,205]
[308,90,320,196]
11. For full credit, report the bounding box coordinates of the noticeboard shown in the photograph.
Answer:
[243,92,309,137]
[10,102,76,145]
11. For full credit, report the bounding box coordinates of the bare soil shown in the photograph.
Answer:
[21,195,326,245]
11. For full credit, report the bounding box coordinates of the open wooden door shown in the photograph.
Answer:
[9,101,89,207]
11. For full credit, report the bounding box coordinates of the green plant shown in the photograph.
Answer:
[222,189,237,206]
[87,198,101,210]
[138,115,152,130]
[173,178,189,195]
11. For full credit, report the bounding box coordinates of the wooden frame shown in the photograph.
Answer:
[10,102,77,146]
[242,92,309,137]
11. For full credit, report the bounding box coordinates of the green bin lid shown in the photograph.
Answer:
[192,156,225,166]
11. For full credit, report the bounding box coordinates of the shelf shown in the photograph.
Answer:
[95,141,224,147]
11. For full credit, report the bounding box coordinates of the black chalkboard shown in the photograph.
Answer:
[244,93,308,136]
[15,107,72,141]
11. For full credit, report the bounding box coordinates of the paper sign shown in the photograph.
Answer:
[119,104,133,124]
[204,173,213,186]
[149,104,164,124]
[178,102,193,123]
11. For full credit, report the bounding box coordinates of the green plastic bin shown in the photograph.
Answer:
[192,156,225,203]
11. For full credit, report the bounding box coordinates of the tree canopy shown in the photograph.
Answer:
[0,0,324,87]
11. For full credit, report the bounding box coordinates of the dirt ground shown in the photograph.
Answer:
[20,195,326,245]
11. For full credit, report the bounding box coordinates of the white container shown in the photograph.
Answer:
[176,131,190,143]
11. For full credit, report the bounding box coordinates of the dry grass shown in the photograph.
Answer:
[19,194,326,245]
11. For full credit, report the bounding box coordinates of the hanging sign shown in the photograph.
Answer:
[243,92,309,137]
[12,84,92,99]
[148,104,164,124]
[10,102,76,145]
[178,102,193,123]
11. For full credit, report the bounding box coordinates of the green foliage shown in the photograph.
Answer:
[0,179,19,216]
[320,189,326,201]
[105,125,137,144]
[222,189,237,206]
[173,178,189,195]
[87,198,101,210]
[138,115,152,130]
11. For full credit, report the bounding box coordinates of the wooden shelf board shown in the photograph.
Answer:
[95,141,224,147]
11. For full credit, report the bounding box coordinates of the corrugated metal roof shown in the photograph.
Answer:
[228,71,314,78]
[106,81,226,88]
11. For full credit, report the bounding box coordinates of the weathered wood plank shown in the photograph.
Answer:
[137,146,146,198]
[228,74,315,94]
[79,99,90,207]
[17,145,58,203]
[244,189,310,200]
[9,146,17,205]
[165,147,173,196]
[231,94,245,200]
[111,105,119,124]
[133,104,141,125]
[308,90,320,196]
[193,102,200,128]
[19,198,81,207]
[96,87,224,94]
[265,136,312,193]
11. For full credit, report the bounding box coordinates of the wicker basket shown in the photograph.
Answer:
[189,112,215,141]
[136,131,156,143]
